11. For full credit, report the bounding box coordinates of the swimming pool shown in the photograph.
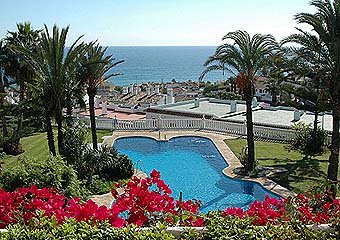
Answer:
[114,136,280,213]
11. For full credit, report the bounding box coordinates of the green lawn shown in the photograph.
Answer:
[224,138,337,193]
[3,129,112,168]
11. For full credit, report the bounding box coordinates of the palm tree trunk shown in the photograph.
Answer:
[313,110,319,134]
[0,75,8,137]
[327,106,340,181]
[55,108,64,156]
[245,96,255,172]
[88,92,98,150]
[45,108,56,156]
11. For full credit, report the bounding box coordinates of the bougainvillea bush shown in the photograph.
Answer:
[0,169,339,237]
[0,170,202,229]
[223,187,340,226]
[111,169,203,227]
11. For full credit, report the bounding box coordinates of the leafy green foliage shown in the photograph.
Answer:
[1,213,339,240]
[99,154,134,181]
[238,146,257,172]
[0,217,176,240]
[0,156,85,197]
[0,114,24,156]
[62,120,133,189]
[62,120,88,165]
[202,211,339,240]
[290,123,327,156]
[80,146,133,183]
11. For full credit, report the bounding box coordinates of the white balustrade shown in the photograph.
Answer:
[86,118,332,143]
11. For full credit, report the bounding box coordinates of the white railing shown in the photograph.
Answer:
[89,118,301,142]
[77,115,333,143]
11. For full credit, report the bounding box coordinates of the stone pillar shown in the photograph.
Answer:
[194,98,200,108]
[294,110,302,121]
[167,87,175,104]
[102,101,107,115]
[155,85,160,94]
[94,97,100,108]
[252,97,258,108]
[230,100,237,113]
[146,85,151,95]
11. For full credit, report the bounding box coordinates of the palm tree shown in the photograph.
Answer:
[0,41,10,138]
[293,0,340,181]
[13,25,87,156]
[200,30,278,171]
[79,44,123,149]
[5,22,41,101]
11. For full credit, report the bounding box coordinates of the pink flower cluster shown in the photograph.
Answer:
[0,170,203,228]
[0,185,125,228]
[223,191,340,225]
[1,169,339,229]
[111,169,203,227]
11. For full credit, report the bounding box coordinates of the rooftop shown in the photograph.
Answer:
[161,99,246,118]
[80,109,145,120]
[151,98,333,131]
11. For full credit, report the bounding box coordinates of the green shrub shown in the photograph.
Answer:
[62,120,88,165]
[99,153,134,181]
[0,156,85,197]
[0,115,24,156]
[79,146,133,184]
[63,121,133,186]
[0,216,176,240]
[290,123,327,156]
[1,215,339,240]
[239,146,257,172]
[202,211,339,240]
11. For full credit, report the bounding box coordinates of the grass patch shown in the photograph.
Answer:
[3,129,112,168]
[224,138,337,193]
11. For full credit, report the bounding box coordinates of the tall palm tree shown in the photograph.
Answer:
[5,22,41,101]
[79,44,123,149]
[13,25,88,156]
[281,30,330,135]
[200,30,278,171]
[0,41,10,137]
[293,0,340,181]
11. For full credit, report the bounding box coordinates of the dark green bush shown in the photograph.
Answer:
[80,146,133,184]
[0,156,85,197]
[99,152,134,181]
[62,120,133,185]
[290,123,327,156]
[62,120,88,165]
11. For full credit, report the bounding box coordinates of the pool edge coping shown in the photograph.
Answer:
[104,131,295,199]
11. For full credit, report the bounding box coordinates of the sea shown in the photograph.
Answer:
[105,46,230,86]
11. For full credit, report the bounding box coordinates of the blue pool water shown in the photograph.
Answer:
[114,136,280,213]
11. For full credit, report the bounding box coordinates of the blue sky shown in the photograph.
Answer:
[0,0,311,46]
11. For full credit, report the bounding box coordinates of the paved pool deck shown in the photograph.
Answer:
[92,130,294,207]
